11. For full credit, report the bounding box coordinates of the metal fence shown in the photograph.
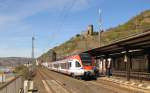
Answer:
[0,77,23,93]
[112,71,150,81]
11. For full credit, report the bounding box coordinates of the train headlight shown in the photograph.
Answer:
[80,67,83,69]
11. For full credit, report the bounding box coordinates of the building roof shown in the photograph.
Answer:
[85,31,150,56]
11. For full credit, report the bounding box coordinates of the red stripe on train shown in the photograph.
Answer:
[83,66,93,70]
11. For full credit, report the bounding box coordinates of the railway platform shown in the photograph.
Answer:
[98,76,150,93]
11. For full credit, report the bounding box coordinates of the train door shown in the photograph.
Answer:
[74,61,83,76]
[58,63,61,72]
[69,60,77,76]
[67,61,72,75]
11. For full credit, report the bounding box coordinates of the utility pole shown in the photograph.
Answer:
[31,36,35,72]
[27,36,36,79]
[99,9,103,47]
[32,36,35,61]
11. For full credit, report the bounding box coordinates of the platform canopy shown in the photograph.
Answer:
[85,31,150,56]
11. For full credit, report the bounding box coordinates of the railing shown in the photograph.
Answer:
[112,71,150,81]
[0,76,23,93]
[131,72,150,81]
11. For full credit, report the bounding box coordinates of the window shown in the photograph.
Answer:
[61,63,67,69]
[76,61,81,67]
[54,64,59,68]
[79,53,92,66]
[131,55,147,72]
[79,53,92,61]
[69,62,72,67]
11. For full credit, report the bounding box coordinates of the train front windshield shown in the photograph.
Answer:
[79,53,92,66]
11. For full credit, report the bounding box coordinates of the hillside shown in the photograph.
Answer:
[39,10,150,62]
[0,57,32,66]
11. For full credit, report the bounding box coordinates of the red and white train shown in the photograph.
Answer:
[42,53,97,79]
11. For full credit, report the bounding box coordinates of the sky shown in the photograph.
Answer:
[0,0,150,58]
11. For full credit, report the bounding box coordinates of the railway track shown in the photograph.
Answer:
[38,70,53,93]
[38,69,73,93]
[39,67,146,93]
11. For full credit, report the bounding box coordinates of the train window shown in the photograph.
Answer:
[76,61,81,67]
[69,62,72,67]
[79,53,92,66]
[54,64,59,68]
[61,63,67,69]
[79,53,92,61]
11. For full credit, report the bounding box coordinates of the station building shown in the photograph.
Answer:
[85,31,150,81]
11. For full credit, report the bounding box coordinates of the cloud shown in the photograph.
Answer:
[0,0,93,57]
[0,0,92,26]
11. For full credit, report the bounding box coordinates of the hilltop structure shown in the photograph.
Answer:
[81,25,94,37]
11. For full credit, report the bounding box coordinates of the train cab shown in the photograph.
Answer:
[68,53,96,78]
[44,53,97,79]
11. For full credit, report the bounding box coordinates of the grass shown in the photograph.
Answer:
[14,65,30,79]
